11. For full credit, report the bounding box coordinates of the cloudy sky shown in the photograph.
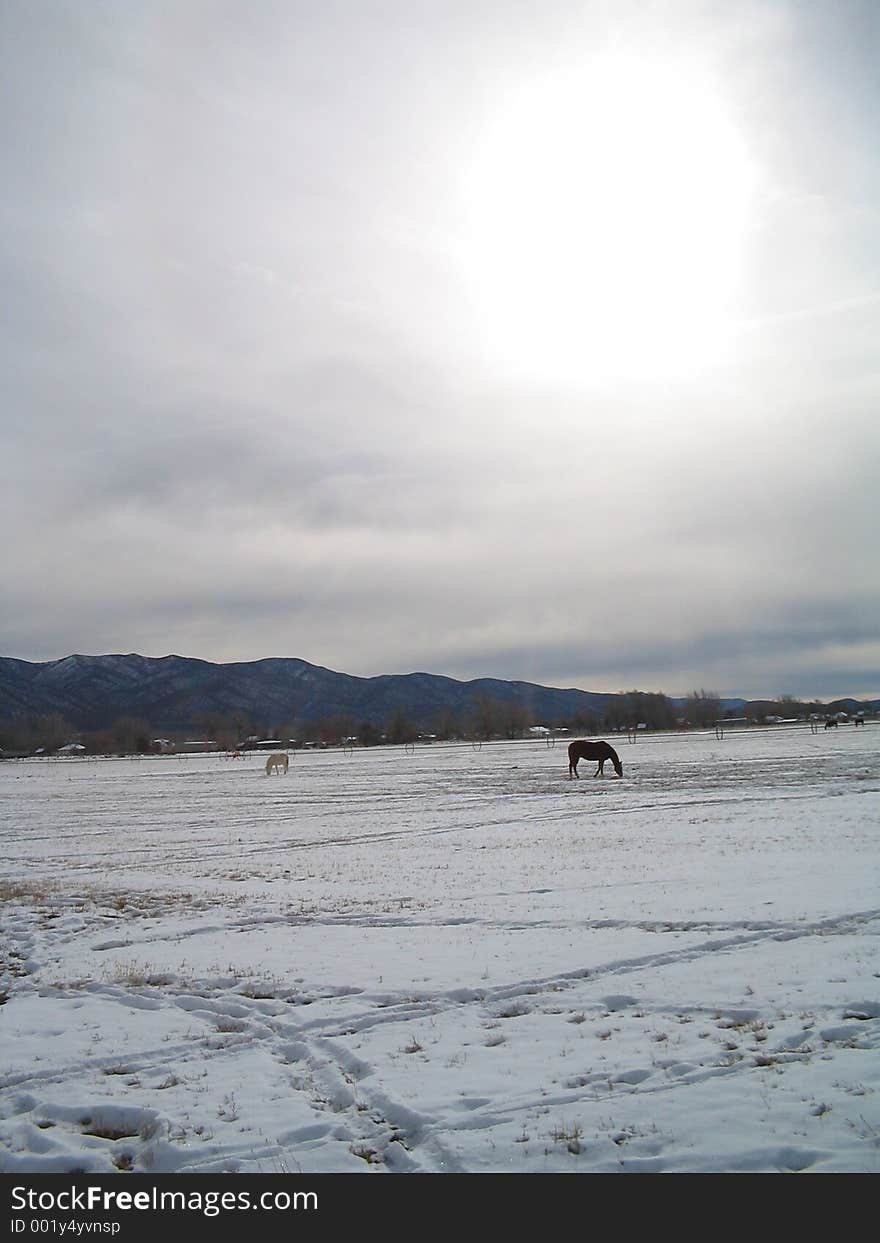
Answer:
[2,0,878,701]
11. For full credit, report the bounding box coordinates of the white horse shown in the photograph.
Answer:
[265,752,289,775]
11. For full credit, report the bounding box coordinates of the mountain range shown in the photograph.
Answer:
[0,653,872,736]
[0,653,622,733]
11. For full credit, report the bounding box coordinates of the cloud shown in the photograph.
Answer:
[1,2,878,702]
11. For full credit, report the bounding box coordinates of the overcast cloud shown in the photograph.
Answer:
[2,0,878,700]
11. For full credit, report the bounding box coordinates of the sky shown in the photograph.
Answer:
[2,729,879,1175]
[1,0,878,702]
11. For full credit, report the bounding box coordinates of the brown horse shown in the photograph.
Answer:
[568,739,623,779]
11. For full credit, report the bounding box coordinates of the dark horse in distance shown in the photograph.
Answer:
[568,739,623,779]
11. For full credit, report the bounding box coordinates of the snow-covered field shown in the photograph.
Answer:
[1,727,878,1174]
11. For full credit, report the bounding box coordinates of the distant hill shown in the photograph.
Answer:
[0,653,620,733]
[1,654,875,738]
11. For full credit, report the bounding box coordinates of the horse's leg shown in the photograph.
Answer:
[569,758,578,778]
[595,760,604,776]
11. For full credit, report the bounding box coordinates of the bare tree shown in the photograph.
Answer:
[432,709,461,741]
[683,689,721,728]
[501,699,530,739]
[470,694,503,740]
[386,707,417,744]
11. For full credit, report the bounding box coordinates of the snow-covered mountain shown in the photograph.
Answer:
[0,653,617,732]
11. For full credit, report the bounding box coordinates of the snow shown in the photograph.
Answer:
[1,726,878,1175]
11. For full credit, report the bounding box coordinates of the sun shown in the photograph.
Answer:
[462,53,755,384]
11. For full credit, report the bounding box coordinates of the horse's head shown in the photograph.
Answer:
[613,757,623,777]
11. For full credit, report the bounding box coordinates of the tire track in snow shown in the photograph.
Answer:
[201,908,878,1059]
[5,907,876,1173]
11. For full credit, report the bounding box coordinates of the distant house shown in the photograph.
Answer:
[152,739,175,753]
[58,742,86,754]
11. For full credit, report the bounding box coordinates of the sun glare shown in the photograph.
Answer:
[463,54,755,383]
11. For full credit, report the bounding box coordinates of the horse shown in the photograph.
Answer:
[824,719,838,730]
[854,717,865,728]
[568,739,623,779]
[265,752,289,775]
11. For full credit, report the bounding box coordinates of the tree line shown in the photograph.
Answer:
[1,689,865,757]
